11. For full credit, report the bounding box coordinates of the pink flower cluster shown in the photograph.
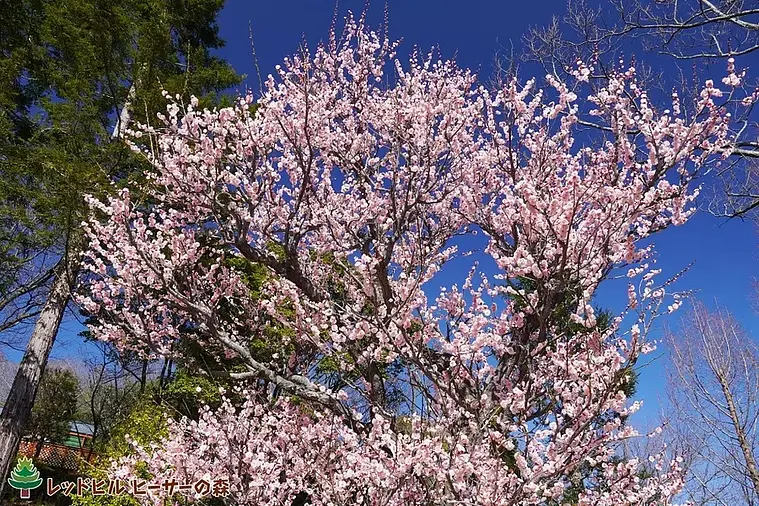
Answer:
[80,13,735,505]
[113,391,686,505]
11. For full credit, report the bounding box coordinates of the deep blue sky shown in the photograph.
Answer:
[216,0,558,94]
[31,0,759,426]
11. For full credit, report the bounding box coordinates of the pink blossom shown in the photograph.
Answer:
[80,14,735,506]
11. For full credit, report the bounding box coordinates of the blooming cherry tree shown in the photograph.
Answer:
[79,13,735,506]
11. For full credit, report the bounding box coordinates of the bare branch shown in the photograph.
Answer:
[663,301,759,505]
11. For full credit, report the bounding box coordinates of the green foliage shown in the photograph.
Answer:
[226,256,298,366]
[75,379,143,453]
[71,398,168,506]
[100,399,169,462]
[225,257,269,300]
[159,368,227,420]
[24,368,80,446]
[0,0,241,333]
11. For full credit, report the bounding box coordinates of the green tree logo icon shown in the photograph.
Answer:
[7,457,43,499]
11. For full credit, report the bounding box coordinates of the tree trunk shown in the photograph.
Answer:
[111,80,137,139]
[111,65,143,139]
[139,358,148,394]
[717,370,759,497]
[87,425,97,462]
[33,437,43,460]
[0,242,80,498]
[159,357,172,389]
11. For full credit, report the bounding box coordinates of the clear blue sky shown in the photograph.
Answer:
[35,0,759,426]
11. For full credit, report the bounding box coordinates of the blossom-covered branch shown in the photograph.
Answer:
[80,12,736,505]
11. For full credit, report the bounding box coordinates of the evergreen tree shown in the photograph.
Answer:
[24,367,80,459]
[0,0,241,496]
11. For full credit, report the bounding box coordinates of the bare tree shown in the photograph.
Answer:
[77,341,147,458]
[663,301,759,506]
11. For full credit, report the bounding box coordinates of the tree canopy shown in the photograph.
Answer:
[76,14,746,505]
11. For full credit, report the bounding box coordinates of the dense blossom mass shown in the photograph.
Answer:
[79,14,741,506]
